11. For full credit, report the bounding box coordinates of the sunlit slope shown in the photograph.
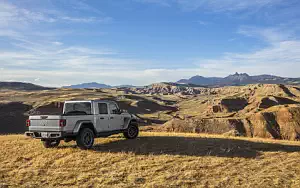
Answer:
[1,132,300,187]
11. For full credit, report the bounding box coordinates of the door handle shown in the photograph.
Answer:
[100,117,104,119]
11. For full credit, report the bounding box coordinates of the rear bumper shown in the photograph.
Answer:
[25,131,66,140]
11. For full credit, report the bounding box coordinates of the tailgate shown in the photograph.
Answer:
[29,115,63,132]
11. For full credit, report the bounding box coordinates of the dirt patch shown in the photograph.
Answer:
[0,102,32,134]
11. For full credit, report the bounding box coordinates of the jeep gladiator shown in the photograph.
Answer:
[25,100,139,149]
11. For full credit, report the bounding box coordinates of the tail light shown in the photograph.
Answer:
[59,119,66,127]
[26,119,31,127]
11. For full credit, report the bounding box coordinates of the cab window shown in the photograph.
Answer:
[98,103,108,114]
[64,102,91,115]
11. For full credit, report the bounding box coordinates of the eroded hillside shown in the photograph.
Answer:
[166,84,300,140]
[1,84,300,141]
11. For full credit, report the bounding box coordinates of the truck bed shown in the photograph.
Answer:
[28,115,94,133]
[29,115,63,132]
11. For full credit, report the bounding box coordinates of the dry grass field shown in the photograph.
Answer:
[1,132,300,187]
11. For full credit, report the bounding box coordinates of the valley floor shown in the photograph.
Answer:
[1,132,300,187]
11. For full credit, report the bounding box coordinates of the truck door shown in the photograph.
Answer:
[108,102,124,131]
[95,103,110,132]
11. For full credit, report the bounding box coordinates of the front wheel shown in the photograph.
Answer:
[42,140,60,148]
[123,124,139,139]
[76,128,95,150]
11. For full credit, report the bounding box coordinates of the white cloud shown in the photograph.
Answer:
[0,1,56,28]
[238,26,295,43]
[197,20,209,25]
[1,24,300,86]
[56,47,115,55]
[70,0,103,14]
[134,0,171,7]
[136,0,284,12]
[194,26,300,78]
[0,30,22,38]
[0,68,202,87]
[177,0,283,12]
[51,41,63,46]
[0,1,112,29]
[61,16,112,23]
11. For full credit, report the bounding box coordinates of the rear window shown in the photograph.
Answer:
[64,102,91,115]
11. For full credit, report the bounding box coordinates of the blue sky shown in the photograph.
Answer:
[0,0,300,86]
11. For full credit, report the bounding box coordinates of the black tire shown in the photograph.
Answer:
[123,124,139,139]
[76,128,94,150]
[42,140,60,148]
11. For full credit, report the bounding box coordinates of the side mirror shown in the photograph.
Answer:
[113,109,123,114]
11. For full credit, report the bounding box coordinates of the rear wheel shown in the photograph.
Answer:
[123,124,139,139]
[42,140,60,148]
[76,128,94,150]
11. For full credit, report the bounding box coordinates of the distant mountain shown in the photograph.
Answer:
[177,73,300,86]
[0,82,54,91]
[115,85,136,88]
[178,76,222,86]
[63,82,139,89]
[63,82,112,89]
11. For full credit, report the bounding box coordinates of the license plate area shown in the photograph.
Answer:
[41,132,48,138]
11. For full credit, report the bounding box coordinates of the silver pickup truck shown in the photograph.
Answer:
[25,100,139,149]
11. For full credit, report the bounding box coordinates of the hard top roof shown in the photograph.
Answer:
[64,100,116,103]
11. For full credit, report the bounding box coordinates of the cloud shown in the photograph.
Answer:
[70,0,103,14]
[55,46,116,56]
[0,68,202,87]
[0,1,56,28]
[197,20,209,25]
[194,26,300,78]
[135,0,284,12]
[0,1,112,29]
[51,41,63,46]
[2,25,300,86]
[228,38,237,42]
[0,30,23,38]
[134,0,171,7]
[177,0,284,12]
[237,26,295,43]
[61,16,112,23]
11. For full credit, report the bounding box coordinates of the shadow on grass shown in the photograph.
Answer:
[90,136,300,159]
